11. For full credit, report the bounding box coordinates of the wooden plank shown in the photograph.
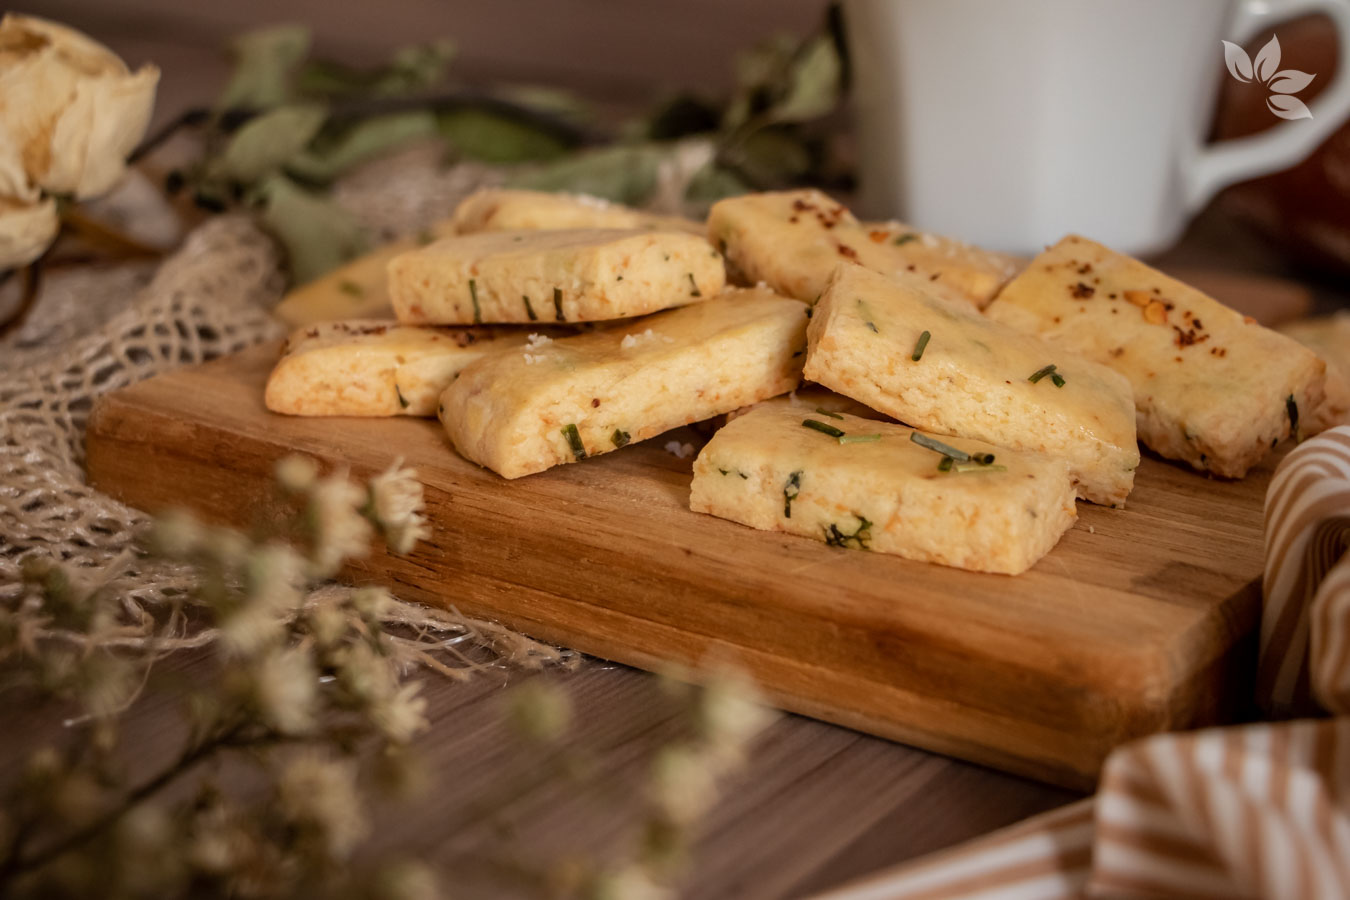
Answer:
[86,341,1268,789]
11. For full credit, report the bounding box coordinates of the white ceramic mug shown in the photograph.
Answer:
[844,0,1350,255]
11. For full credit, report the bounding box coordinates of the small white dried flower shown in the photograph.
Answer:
[373,681,429,744]
[277,753,368,859]
[76,651,136,719]
[275,454,318,493]
[251,646,318,735]
[244,543,305,614]
[218,602,287,657]
[188,822,238,876]
[647,744,719,825]
[621,328,673,350]
[306,599,349,649]
[693,675,775,766]
[309,469,373,575]
[663,441,695,460]
[367,462,429,556]
[203,526,251,572]
[588,865,671,900]
[148,508,205,559]
[336,638,397,708]
[350,585,391,622]
[115,803,177,886]
[218,543,305,655]
[370,859,440,900]
[506,679,571,742]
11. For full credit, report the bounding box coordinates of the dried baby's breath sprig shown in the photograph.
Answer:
[366,460,432,555]
[307,466,374,577]
[276,752,368,859]
[470,668,776,898]
[506,678,573,743]
[0,455,569,898]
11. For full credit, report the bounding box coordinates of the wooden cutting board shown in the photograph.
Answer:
[86,341,1270,790]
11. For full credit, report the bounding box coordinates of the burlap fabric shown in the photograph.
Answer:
[0,143,500,611]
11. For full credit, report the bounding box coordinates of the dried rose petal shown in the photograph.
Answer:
[0,14,158,200]
[0,194,58,268]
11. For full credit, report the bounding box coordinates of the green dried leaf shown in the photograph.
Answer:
[216,24,312,111]
[287,111,439,183]
[215,104,328,183]
[255,175,369,284]
[494,85,592,125]
[772,35,841,123]
[509,144,661,206]
[722,34,798,131]
[735,33,799,93]
[684,163,751,210]
[384,39,457,91]
[724,128,812,187]
[438,108,571,164]
[297,39,456,97]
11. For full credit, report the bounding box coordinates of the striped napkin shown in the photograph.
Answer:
[816,426,1350,900]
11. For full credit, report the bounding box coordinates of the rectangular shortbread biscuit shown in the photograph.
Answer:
[985,235,1325,478]
[1278,315,1350,432]
[804,264,1140,507]
[265,320,543,417]
[707,189,1022,309]
[388,228,725,326]
[273,220,458,326]
[453,188,702,235]
[690,405,1077,575]
[439,289,808,478]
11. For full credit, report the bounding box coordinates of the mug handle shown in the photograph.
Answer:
[1185,0,1350,210]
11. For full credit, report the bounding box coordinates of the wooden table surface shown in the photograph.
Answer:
[14,8,1350,897]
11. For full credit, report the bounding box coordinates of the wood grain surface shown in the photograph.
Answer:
[0,646,1082,900]
[86,341,1272,790]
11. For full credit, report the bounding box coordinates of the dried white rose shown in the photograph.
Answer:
[0,14,159,199]
[0,194,58,269]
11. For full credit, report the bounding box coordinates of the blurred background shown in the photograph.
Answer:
[27,0,825,123]
[26,0,1350,309]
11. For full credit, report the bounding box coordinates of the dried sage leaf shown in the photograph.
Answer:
[216,24,311,111]
[287,111,438,183]
[215,103,328,183]
[771,35,841,123]
[509,144,661,205]
[438,108,571,164]
[255,174,368,284]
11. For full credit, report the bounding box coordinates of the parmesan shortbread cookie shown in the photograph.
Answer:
[1279,313,1350,432]
[453,188,702,235]
[706,189,1022,308]
[440,289,808,479]
[986,235,1326,478]
[273,220,458,326]
[690,405,1077,575]
[389,228,725,325]
[265,320,546,417]
[804,264,1139,507]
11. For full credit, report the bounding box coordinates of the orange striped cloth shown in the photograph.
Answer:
[815,426,1350,900]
